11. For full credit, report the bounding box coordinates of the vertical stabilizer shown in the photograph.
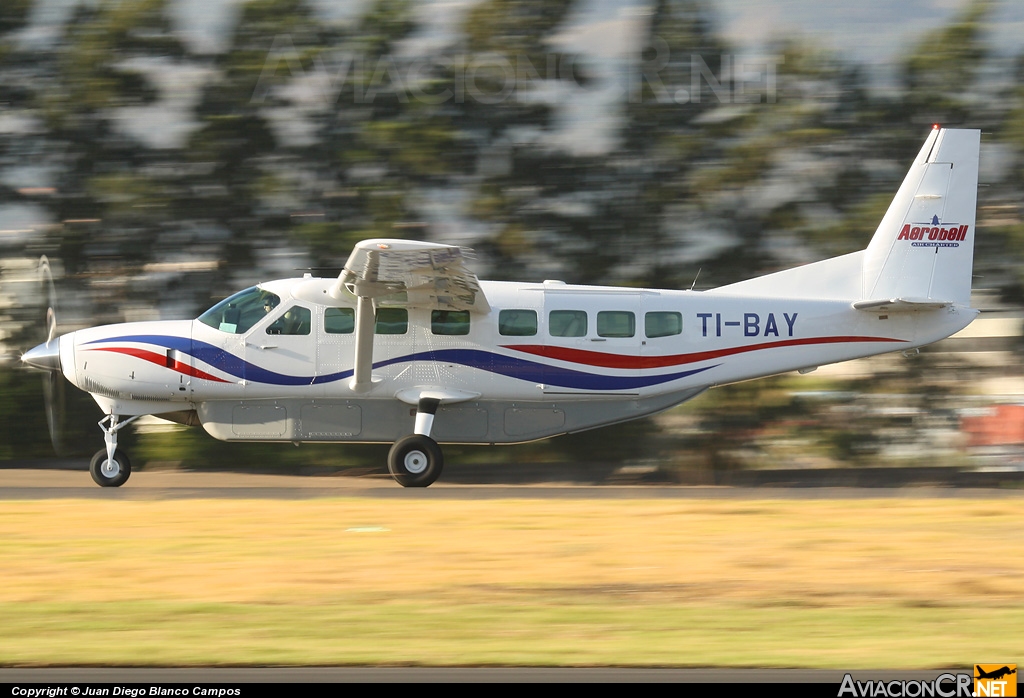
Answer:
[861,128,980,305]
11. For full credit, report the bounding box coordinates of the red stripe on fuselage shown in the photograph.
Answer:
[501,336,907,370]
[87,347,230,383]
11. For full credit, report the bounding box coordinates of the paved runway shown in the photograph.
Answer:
[1,466,1021,499]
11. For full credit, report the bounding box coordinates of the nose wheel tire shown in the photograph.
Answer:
[387,435,443,488]
[89,448,132,488]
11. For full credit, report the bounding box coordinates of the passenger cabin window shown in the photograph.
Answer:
[267,305,311,335]
[549,310,587,337]
[375,307,408,335]
[498,309,537,336]
[645,311,682,338]
[597,311,635,338]
[325,307,355,334]
[197,287,280,334]
[431,310,470,335]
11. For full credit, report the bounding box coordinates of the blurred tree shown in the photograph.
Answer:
[298,0,468,263]
[465,0,733,287]
[613,0,739,289]
[680,39,885,279]
[0,0,35,195]
[0,0,31,36]
[460,0,576,135]
[902,0,991,129]
[29,0,189,319]
[990,55,1024,294]
[184,0,333,297]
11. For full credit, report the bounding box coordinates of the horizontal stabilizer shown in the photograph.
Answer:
[852,297,953,312]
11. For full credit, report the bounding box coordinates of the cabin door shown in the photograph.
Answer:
[243,301,319,397]
[542,291,640,392]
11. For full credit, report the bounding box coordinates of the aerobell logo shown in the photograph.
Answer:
[896,215,967,248]
[838,673,974,697]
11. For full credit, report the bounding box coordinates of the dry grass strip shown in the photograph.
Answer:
[0,497,1020,667]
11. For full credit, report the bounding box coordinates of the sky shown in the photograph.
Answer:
[16,0,1024,62]
[716,0,1024,63]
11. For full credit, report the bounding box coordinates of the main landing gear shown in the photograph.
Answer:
[90,414,140,487]
[387,397,443,487]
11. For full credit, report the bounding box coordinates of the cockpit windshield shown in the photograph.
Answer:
[197,287,281,334]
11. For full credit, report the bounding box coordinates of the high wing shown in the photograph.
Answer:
[330,238,489,313]
[329,239,489,393]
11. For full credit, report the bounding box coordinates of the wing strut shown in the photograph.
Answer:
[350,293,376,393]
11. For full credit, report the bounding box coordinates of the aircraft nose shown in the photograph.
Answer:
[22,339,61,372]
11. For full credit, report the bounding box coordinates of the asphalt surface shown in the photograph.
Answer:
[1,466,1023,499]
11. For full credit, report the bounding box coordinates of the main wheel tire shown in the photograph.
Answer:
[387,434,443,488]
[89,448,131,488]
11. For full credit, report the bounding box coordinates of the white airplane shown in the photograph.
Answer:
[22,127,981,488]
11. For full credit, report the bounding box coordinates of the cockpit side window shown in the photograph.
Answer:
[198,287,281,334]
[266,305,312,335]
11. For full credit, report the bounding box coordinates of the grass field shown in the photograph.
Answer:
[0,496,1021,667]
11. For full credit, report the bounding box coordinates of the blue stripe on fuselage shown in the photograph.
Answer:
[84,335,715,390]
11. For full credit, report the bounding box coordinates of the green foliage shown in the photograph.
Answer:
[626,0,729,140]
[0,0,31,36]
[805,192,895,257]
[0,365,103,460]
[465,0,575,60]
[902,0,991,124]
[0,367,54,459]
[357,0,416,57]
[41,0,183,122]
[292,221,372,261]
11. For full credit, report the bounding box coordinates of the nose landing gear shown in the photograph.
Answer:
[90,414,141,488]
[89,447,132,487]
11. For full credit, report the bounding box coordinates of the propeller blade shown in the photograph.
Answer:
[37,256,65,454]
[42,368,65,454]
[40,256,57,346]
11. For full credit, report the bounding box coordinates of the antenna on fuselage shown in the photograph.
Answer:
[689,267,702,291]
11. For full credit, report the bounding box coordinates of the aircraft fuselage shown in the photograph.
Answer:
[54,276,976,445]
